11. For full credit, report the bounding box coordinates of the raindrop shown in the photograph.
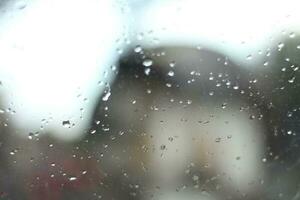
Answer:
[160,145,166,150]
[166,83,172,88]
[62,120,71,128]
[144,68,151,76]
[169,61,176,68]
[143,59,153,67]
[69,177,77,181]
[167,71,175,77]
[289,32,296,38]
[134,45,142,53]
[102,90,111,101]
[278,42,284,51]
[249,115,255,120]
[246,55,252,60]
[192,175,199,181]
[28,132,34,140]
[288,77,295,83]
[233,85,239,90]
[263,61,269,66]
[221,103,227,109]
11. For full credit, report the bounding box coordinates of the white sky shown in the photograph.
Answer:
[0,0,299,141]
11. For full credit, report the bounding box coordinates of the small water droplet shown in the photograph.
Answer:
[288,77,295,83]
[169,61,176,68]
[221,103,227,109]
[160,145,166,150]
[263,61,269,66]
[249,115,255,120]
[144,68,151,76]
[166,83,172,88]
[62,120,71,128]
[167,71,174,77]
[102,90,111,101]
[289,32,296,38]
[246,55,252,60]
[233,85,239,90]
[192,175,199,181]
[134,45,142,53]
[278,42,284,51]
[143,59,153,67]
[69,177,77,181]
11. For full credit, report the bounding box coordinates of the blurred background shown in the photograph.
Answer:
[0,0,300,199]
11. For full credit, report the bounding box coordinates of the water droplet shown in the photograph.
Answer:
[160,145,166,150]
[288,77,295,83]
[289,32,296,38]
[221,103,227,109]
[169,61,176,68]
[246,55,252,60]
[192,175,199,181]
[233,85,239,90]
[102,90,111,101]
[263,61,269,66]
[69,177,77,181]
[134,45,142,53]
[278,42,284,51]
[143,59,153,67]
[167,71,174,77]
[62,120,71,128]
[28,132,34,140]
[144,68,151,76]
[166,83,172,88]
